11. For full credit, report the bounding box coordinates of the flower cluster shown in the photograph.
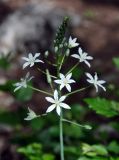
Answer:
[14,36,106,120]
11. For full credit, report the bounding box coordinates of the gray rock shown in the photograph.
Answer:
[0,1,80,56]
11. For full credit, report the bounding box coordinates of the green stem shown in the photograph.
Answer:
[66,61,79,75]
[28,85,53,96]
[56,54,65,160]
[37,68,56,79]
[65,86,90,97]
[60,110,64,160]
[62,119,92,130]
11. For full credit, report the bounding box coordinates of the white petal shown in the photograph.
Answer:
[86,73,93,81]
[30,62,34,67]
[66,73,72,80]
[45,97,55,103]
[60,103,71,109]
[56,106,61,116]
[84,60,91,67]
[54,80,62,84]
[98,84,106,91]
[28,53,33,59]
[87,79,94,84]
[78,47,83,55]
[69,79,75,83]
[69,36,72,43]
[98,80,106,84]
[59,96,66,102]
[54,90,58,100]
[71,54,80,59]
[34,53,40,58]
[94,73,98,81]
[60,73,65,79]
[94,84,98,92]
[60,83,65,90]
[46,104,56,113]
[35,59,44,63]
[22,57,29,61]
[86,55,93,60]
[14,86,21,92]
[23,62,30,69]
[72,38,77,43]
[66,84,71,92]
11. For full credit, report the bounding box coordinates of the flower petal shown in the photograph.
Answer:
[56,106,61,116]
[69,79,75,83]
[98,80,106,84]
[66,73,72,80]
[34,53,40,58]
[35,59,44,63]
[23,62,30,69]
[54,90,58,100]
[46,104,56,113]
[30,62,34,67]
[78,47,83,55]
[45,97,55,103]
[84,60,91,68]
[86,55,93,60]
[59,96,66,102]
[28,53,33,59]
[60,83,65,90]
[22,57,29,61]
[86,73,93,81]
[71,54,80,59]
[66,84,71,92]
[98,84,106,91]
[60,103,71,109]
[60,73,65,79]
[54,80,62,84]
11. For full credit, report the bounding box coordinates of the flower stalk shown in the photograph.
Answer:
[13,17,106,160]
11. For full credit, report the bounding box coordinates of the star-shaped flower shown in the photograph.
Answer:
[46,90,71,116]
[22,53,44,69]
[24,107,37,121]
[68,36,79,48]
[86,72,106,92]
[54,73,75,92]
[14,72,33,92]
[71,47,93,67]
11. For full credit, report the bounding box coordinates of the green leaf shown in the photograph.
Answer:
[84,97,119,117]
[107,141,119,154]
[14,82,33,102]
[0,53,11,70]
[113,57,119,69]
[82,143,108,157]
[42,154,55,160]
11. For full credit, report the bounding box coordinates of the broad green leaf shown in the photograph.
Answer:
[107,141,119,154]
[82,143,108,157]
[85,97,119,117]
[14,82,33,102]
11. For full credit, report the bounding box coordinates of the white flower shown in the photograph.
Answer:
[68,36,79,48]
[22,53,44,69]
[71,47,93,67]
[86,72,106,92]
[46,90,71,116]
[54,73,75,92]
[14,72,33,92]
[24,107,37,121]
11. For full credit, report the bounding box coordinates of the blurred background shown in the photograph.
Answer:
[0,0,119,160]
